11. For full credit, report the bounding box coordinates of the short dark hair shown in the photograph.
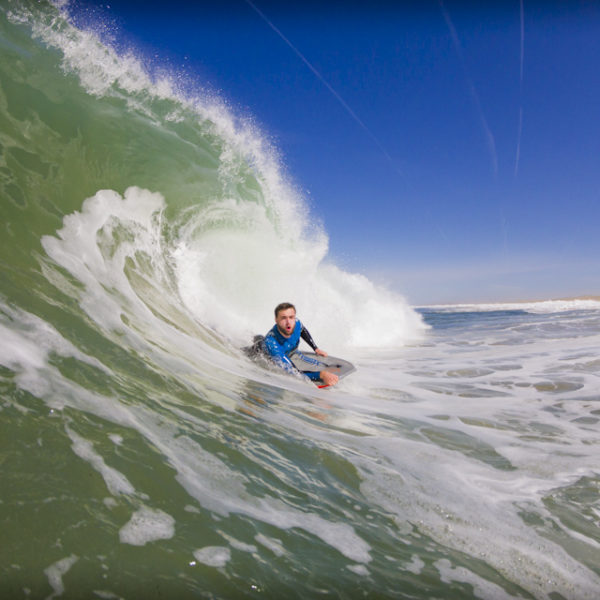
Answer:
[274,302,296,318]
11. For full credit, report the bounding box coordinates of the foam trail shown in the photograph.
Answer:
[439,1,498,178]
[44,555,78,600]
[244,0,403,177]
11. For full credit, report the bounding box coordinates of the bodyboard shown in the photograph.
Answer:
[290,352,356,387]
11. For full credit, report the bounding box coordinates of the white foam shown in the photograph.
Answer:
[5,286,599,598]
[0,323,46,371]
[1,315,370,567]
[435,559,515,600]
[41,187,166,335]
[192,546,231,568]
[0,305,109,375]
[220,534,257,554]
[420,299,600,314]
[103,498,118,509]
[92,591,122,600]
[119,506,175,546]
[254,534,286,557]
[173,205,427,350]
[140,434,372,563]
[0,303,113,414]
[347,564,369,576]
[405,555,425,575]
[43,555,78,600]
[350,395,600,600]
[66,427,135,496]
[39,186,233,372]
[250,498,371,563]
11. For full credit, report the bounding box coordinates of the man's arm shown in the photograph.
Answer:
[300,326,338,385]
[301,325,328,357]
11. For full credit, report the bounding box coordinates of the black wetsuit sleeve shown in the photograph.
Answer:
[300,325,318,350]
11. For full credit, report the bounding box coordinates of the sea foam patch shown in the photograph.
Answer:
[0,304,109,375]
[66,427,135,497]
[192,546,231,568]
[41,187,166,334]
[119,506,175,546]
[43,555,78,600]
[434,559,515,600]
[254,534,285,557]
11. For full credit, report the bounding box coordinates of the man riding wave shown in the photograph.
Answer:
[250,302,339,387]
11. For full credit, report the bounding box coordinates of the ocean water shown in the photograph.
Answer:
[1,3,600,599]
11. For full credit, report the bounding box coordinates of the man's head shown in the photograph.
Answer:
[274,302,296,338]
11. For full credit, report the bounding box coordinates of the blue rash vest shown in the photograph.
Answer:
[263,319,321,381]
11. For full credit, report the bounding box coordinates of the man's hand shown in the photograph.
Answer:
[319,371,339,387]
[315,348,328,357]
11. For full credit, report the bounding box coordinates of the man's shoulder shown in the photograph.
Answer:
[264,327,285,357]
[264,325,282,347]
[265,324,278,339]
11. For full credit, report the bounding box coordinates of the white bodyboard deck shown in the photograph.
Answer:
[290,352,356,385]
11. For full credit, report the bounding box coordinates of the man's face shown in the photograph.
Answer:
[275,308,296,338]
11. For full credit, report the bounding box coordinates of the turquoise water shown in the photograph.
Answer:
[2,3,600,598]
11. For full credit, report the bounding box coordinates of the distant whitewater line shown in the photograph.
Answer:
[418,297,600,313]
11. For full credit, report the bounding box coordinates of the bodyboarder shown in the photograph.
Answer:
[250,302,339,387]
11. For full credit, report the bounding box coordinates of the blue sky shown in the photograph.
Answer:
[69,1,600,304]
